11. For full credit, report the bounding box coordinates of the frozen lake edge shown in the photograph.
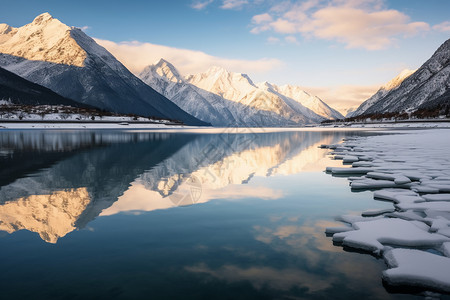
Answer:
[324,128,450,296]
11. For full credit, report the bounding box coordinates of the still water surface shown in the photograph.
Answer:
[0,129,419,299]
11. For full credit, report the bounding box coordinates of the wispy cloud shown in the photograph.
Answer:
[95,38,283,75]
[252,13,272,24]
[433,21,450,32]
[285,36,299,44]
[250,0,430,50]
[77,25,90,32]
[267,36,280,44]
[191,0,214,10]
[221,0,248,10]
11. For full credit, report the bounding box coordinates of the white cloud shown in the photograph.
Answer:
[221,0,248,10]
[95,38,283,75]
[267,36,280,44]
[252,13,273,24]
[191,0,214,10]
[285,36,299,44]
[433,21,450,32]
[77,26,90,32]
[250,0,430,50]
[250,24,271,34]
[270,18,297,34]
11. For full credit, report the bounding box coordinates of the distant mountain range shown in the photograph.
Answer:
[139,59,343,126]
[0,13,207,125]
[2,13,446,125]
[352,38,450,117]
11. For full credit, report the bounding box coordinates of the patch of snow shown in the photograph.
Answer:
[333,218,449,255]
[383,249,450,293]
[323,128,450,293]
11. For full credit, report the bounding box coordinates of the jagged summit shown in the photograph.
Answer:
[279,84,312,97]
[197,66,256,86]
[186,66,258,101]
[153,58,183,83]
[0,12,87,67]
[0,24,13,35]
[32,12,55,25]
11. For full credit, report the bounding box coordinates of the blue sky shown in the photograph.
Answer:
[1,0,449,110]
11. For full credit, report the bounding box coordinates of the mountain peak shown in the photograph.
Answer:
[155,58,171,66]
[203,66,256,86]
[0,13,86,67]
[0,23,14,35]
[205,65,228,75]
[152,58,183,83]
[258,81,274,90]
[32,12,54,25]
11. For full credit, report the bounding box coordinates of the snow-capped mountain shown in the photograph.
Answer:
[352,38,450,116]
[261,83,343,120]
[0,13,207,125]
[139,60,342,126]
[139,59,234,126]
[186,66,343,123]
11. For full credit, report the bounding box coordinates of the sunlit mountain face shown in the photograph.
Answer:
[0,129,353,243]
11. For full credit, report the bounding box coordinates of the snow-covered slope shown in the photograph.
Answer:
[139,60,234,126]
[353,38,450,116]
[186,67,326,124]
[140,60,342,126]
[352,69,416,116]
[268,84,343,120]
[0,13,207,126]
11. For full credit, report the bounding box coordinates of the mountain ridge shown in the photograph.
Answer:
[139,59,343,126]
[352,38,450,117]
[0,13,208,126]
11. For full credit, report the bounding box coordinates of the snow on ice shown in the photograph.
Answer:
[323,129,450,294]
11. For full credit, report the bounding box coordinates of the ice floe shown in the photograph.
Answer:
[423,194,450,201]
[383,249,450,293]
[361,208,395,217]
[323,129,450,295]
[332,218,449,255]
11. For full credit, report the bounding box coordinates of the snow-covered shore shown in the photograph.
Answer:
[0,121,189,130]
[320,121,450,129]
[324,129,450,295]
[2,120,450,130]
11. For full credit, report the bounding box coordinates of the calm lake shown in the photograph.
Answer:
[0,129,423,299]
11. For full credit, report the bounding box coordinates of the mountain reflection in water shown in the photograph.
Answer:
[0,130,346,243]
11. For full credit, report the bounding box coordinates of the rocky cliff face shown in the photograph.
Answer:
[352,38,450,116]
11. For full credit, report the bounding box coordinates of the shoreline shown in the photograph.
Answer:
[1,120,450,130]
